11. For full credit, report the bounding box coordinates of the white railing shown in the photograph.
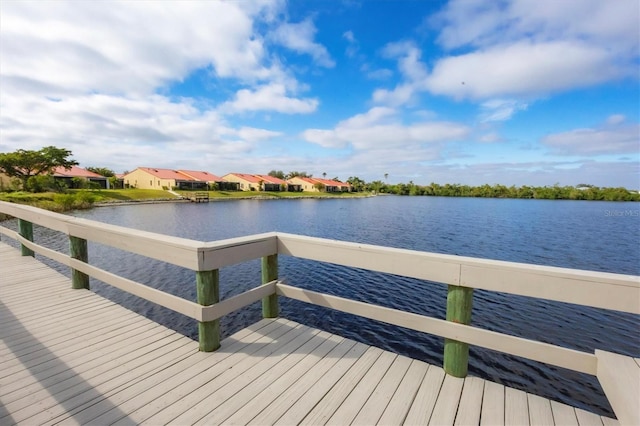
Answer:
[1,201,639,422]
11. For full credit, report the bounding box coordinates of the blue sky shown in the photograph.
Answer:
[1,0,638,188]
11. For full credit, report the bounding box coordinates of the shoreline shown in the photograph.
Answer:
[93,193,376,207]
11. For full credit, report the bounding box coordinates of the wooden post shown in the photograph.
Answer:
[443,285,473,377]
[196,269,220,352]
[18,219,34,257]
[69,236,90,289]
[261,254,278,318]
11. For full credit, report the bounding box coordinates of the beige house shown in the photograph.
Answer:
[222,173,264,191]
[124,167,206,190]
[254,174,287,191]
[287,176,352,192]
[177,170,239,190]
[52,166,109,189]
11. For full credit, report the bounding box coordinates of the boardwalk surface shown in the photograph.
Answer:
[0,242,617,425]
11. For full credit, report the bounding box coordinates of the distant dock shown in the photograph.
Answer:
[187,191,209,203]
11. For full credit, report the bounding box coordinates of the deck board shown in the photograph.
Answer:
[0,242,620,425]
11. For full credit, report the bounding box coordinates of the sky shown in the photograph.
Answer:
[0,0,638,188]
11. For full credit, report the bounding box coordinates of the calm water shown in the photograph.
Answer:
[4,196,639,416]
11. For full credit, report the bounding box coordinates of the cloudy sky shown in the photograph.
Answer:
[1,0,638,187]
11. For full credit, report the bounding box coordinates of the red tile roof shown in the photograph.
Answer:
[178,170,223,182]
[224,173,263,183]
[288,176,351,187]
[52,166,105,179]
[313,178,351,187]
[254,174,287,184]
[137,167,195,181]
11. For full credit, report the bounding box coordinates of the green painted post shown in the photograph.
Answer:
[196,269,220,352]
[261,254,278,318]
[443,285,473,378]
[18,219,34,257]
[69,236,90,289]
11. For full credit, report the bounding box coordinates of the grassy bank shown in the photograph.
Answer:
[0,189,178,212]
[0,188,370,214]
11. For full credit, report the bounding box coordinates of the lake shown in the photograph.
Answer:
[4,196,639,416]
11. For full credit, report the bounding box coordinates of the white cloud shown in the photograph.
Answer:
[221,83,318,114]
[424,0,638,100]
[411,160,639,187]
[480,99,528,122]
[606,114,626,125]
[433,0,639,54]
[365,68,393,81]
[425,41,621,100]
[541,120,640,156]
[371,41,429,107]
[0,1,284,97]
[270,19,335,67]
[343,30,359,58]
[0,92,281,172]
[302,107,469,151]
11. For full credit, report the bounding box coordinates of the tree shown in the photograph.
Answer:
[286,171,311,179]
[322,172,327,179]
[384,173,388,181]
[0,146,78,191]
[313,182,326,192]
[86,167,115,177]
[268,170,285,179]
[347,176,365,192]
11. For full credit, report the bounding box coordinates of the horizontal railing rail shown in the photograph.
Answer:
[1,199,639,413]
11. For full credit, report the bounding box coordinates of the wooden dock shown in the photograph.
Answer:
[0,243,620,425]
[188,191,209,203]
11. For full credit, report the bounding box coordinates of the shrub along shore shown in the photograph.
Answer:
[0,183,638,217]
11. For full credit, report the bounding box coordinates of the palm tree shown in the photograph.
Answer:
[384,173,388,181]
[322,172,327,179]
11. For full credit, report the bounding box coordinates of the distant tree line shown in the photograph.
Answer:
[345,178,640,201]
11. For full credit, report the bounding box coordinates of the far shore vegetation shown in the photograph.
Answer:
[0,146,638,213]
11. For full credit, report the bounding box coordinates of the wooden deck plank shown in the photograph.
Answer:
[141,322,314,425]
[1,313,156,382]
[455,376,485,425]
[0,242,623,426]
[576,407,604,425]
[1,322,178,406]
[1,307,143,367]
[528,393,554,425]
[505,387,530,425]
[296,347,385,425]
[480,380,505,425]
[222,335,354,425]
[595,350,640,426]
[429,373,465,425]
[198,331,344,425]
[188,328,332,425]
[322,350,398,425]
[268,342,371,426]
[107,319,292,426]
[404,364,446,425]
[351,354,413,426]
[551,400,579,425]
[376,360,429,425]
[7,335,193,425]
[1,318,163,396]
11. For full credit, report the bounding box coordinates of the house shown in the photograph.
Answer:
[51,166,109,189]
[253,175,287,191]
[177,170,238,191]
[287,176,352,193]
[222,173,264,191]
[123,167,206,190]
